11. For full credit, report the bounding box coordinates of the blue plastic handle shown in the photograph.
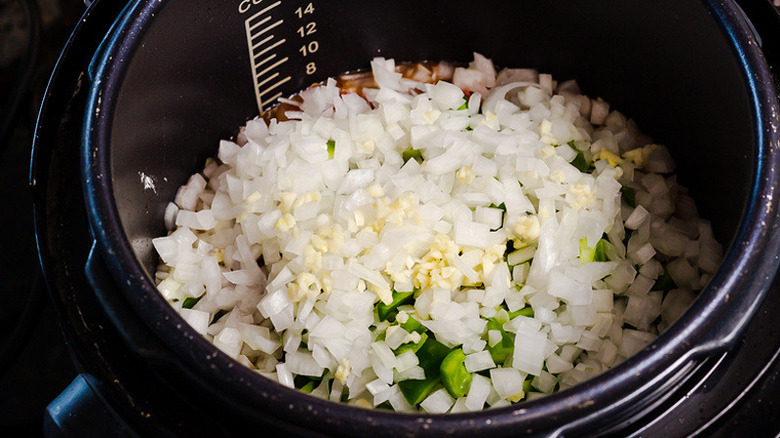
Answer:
[44,373,136,437]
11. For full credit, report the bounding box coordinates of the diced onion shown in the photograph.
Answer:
[153,53,722,412]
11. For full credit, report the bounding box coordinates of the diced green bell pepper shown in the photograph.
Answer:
[400,315,427,334]
[523,376,533,394]
[300,381,317,393]
[508,306,534,319]
[210,309,229,325]
[570,149,589,173]
[182,296,201,309]
[402,148,424,164]
[326,139,335,159]
[486,318,515,364]
[621,186,636,208]
[398,338,451,406]
[377,290,416,322]
[398,378,440,406]
[440,348,472,398]
[394,332,428,355]
[579,238,612,263]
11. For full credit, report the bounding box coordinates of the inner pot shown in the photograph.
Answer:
[81,0,780,436]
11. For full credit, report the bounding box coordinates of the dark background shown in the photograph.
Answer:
[1,0,82,436]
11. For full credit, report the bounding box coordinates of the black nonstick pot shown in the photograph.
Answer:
[32,0,780,436]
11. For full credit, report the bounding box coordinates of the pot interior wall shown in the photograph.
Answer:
[107,0,754,279]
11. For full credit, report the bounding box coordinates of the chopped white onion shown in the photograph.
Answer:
[153,53,722,413]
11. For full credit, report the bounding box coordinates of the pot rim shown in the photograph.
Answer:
[81,0,780,435]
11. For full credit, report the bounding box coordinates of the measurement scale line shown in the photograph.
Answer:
[251,34,274,50]
[254,38,285,59]
[247,15,271,32]
[259,77,290,97]
[253,19,283,38]
[254,54,277,69]
[256,56,288,78]
[260,92,283,108]
[245,1,282,26]
[245,14,263,113]
[243,0,284,113]
[256,72,279,88]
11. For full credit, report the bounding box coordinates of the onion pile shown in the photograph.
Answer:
[153,53,722,412]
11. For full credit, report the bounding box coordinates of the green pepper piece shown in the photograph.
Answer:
[570,149,589,173]
[402,147,424,164]
[398,378,440,406]
[210,309,229,325]
[486,318,503,332]
[417,338,451,376]
[486,318,515,364]
[456,100,468,111]
[399,338,451,406]
[594,239,612,261]
[294,368,327,392]
[300,381,317,393]
[579,239,595,262]
[440,348,472,398]
[377,290,416,322]
[579,238,611,263]
[487,202,507,232]
[400,316,427,334]
[621,186,636,208]
[182,296,201,309]
[326,139,335,159]
[508,306,534,319]
[489,337,514,364]
[522,376,533,394]
[395,332,428,355]
[652,268,677,292]
[294,374,313,389]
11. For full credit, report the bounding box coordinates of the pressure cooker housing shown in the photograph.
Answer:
[71,0,780,436]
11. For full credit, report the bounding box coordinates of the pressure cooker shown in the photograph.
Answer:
[31,0,780,436]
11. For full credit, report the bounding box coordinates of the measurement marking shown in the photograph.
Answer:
[245,1,282,26]
[252,19,283,38]
[261,92,283,107]
[259,77,290,98]
[257,72,279,88]
[252,34,274,50]
[247,15,271,32]
[256,56,288,78]
[254,38,285,59]
[255,54,276,69]
[244,0,286,112]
